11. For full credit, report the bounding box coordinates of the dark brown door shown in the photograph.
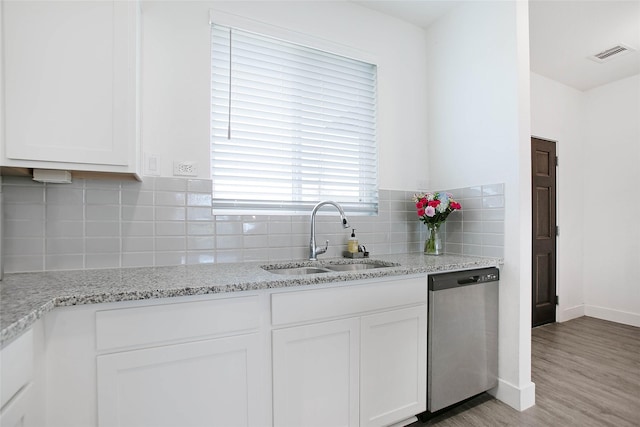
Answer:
[532,137,557,327]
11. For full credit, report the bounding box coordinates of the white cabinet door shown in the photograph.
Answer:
[272,318,360,427]
[0,384,35,427]
[2,0,138,174]
[0,330,33,410]
[360,306,427,427]
[0,326,43,427]
[97,333,262,427]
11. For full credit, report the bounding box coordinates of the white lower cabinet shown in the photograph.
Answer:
[0,384,35,427]
[43,294,268,427]
[34,275,426,427]
[360,306,427,427]
[272,318,360,427]
[271,276,427,427]
[0,330,34,411]
[0,329,35,427]
[97,333,262,427]
[93,295,265,427]
[0,324,45,427]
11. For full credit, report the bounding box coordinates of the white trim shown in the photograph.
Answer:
[584,305,640,327]
[559,304,585,322]
[208,9,377,65]
[488,378,535,411]
[387,416,418,427]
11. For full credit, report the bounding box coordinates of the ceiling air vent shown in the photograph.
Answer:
[588,44,635,63]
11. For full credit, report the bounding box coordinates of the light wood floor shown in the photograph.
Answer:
[411,316,640,427]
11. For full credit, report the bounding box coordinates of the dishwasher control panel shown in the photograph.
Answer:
[428,267,499,291]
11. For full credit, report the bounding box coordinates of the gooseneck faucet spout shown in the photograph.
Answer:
[309,201,350,261]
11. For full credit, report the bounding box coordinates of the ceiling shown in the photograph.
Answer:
[353,0,640,92]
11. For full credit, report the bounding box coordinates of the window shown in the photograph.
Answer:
[210,23,378,215]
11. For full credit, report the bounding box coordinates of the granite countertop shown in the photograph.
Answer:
[0,253,501,347]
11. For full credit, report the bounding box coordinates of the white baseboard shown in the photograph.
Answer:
[388,416,418,427]
[488,378,535,411]
[584,305,640,327]
[559,304,584,322]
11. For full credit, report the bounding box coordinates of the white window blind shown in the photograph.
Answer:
[210,23,378,214]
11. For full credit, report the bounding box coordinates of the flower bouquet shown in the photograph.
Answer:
[411,192,461,255]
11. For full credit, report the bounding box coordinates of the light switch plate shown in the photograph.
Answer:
[144,153,160,176]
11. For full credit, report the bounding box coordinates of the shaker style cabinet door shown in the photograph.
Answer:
[0,385,35,427]
[360,306,427,427]
[2,0,137,173]
[0,328,40,427]
[96,334,262,427]
[272,318,360,427]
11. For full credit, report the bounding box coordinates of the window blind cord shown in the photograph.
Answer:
[227,28,232,140]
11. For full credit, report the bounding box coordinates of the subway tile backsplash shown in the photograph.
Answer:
[440,184,506,258]
[1,176,504,273]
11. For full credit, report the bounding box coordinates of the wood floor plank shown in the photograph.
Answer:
[412,316,640,427]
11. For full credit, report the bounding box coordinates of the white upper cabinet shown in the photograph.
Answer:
[1,0,139,176]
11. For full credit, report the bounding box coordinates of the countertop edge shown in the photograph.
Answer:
[1,254,501,348]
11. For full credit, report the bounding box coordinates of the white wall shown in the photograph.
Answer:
[583,74,640,326]
[140,0,430,190]
[425,1,534,411]
[530,73,640,327]
[530,73,586,322]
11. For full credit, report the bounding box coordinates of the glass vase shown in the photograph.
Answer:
[424,224,443,255]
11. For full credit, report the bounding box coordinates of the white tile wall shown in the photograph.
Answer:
[1,176,504,272]
[440,183,506,258]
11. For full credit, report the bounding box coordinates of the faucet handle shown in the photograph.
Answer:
[316,240,329,256]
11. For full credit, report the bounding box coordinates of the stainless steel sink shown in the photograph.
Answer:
[266,266,332,275]
[324,263,386,272]
[263,260,399,275]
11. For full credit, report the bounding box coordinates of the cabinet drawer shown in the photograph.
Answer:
[0,330,33,409]
[272,276,426,326]
[96,296,259,351]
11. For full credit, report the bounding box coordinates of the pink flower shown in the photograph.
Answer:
[417,208,425,217]
[425,206,436,217]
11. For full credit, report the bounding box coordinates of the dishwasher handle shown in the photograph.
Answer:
[457,275,481,285]
[428,267,499,291]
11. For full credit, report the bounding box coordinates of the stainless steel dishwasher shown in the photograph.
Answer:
[427,267,499,413]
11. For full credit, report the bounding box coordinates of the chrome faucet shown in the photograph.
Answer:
[309,201,350,261]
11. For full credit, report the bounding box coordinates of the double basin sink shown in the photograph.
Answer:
[263,260,400,276]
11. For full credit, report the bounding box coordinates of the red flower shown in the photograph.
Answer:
[416,201,424,209]
[427,199,440,208]
[417,208,425,217]
[450,201,461,210]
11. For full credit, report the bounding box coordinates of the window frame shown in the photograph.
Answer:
[209,10,379,216]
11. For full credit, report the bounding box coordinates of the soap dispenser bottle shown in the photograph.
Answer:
[348,229,359,253]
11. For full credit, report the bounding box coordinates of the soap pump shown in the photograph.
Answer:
[348,229,359,253]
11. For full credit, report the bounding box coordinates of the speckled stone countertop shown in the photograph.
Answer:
[0,253,501,347]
